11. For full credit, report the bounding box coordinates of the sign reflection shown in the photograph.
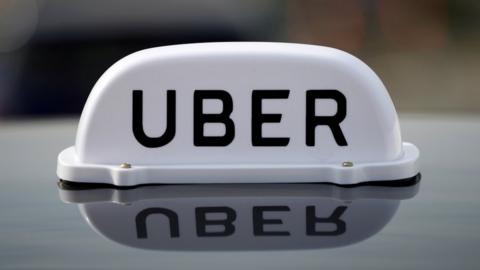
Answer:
[58,178,420,251]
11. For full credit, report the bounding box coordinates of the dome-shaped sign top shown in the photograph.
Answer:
[57,42,419,186]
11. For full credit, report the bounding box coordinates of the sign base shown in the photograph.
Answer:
[57,143,419,186]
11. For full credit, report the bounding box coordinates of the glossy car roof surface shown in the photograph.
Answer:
[0,113,479,269]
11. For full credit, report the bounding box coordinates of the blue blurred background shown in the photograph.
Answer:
[0,0,479,117]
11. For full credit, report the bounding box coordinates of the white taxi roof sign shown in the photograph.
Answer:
[57,42,419,186]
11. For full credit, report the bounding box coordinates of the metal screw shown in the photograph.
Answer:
[342,161,354,167]
[120,163,132,169]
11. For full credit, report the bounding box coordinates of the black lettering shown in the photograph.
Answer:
[306,90,347,146]
[253,206,290,236]
[136,207,179,238]
[194,90,235,146]
[132,90,176,147]
[252,90,290,146]
[196,207,236,237]
[306,206,347,236]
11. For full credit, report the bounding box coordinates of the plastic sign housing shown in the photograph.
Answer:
[57,42,419,186]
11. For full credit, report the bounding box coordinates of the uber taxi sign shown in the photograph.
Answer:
[57,42,419,186]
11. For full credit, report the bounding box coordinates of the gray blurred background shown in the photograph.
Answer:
[0,0,479,117]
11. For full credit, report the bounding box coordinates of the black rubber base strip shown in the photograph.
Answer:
[58,173,421,191]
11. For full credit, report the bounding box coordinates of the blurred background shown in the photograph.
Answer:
[0,0,479,117]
